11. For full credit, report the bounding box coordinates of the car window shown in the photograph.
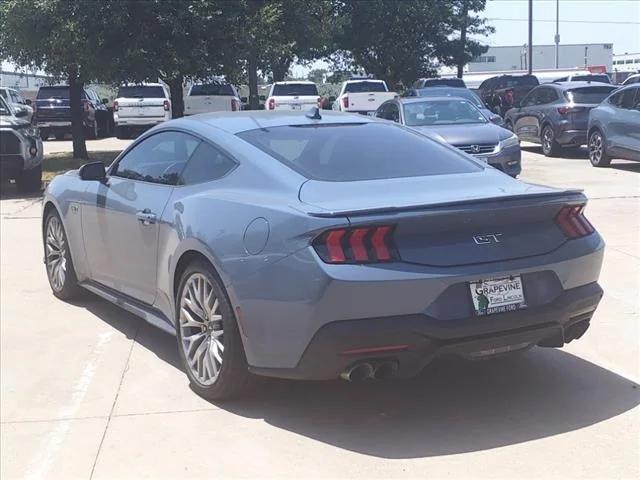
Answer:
[112,131,200,185]
[0,96,11,115]
[416,88,483,107]
[10,91,20,103]
[117,86,166,98]
[179,141,237,185]
[375,103,399,122]
[521,90,537,107]
[344,82,387,93]
[537,88,558,105]
[564,86,618,103]
[632,88,640,111]
[619,88,638,109]
[237,123,481,182]
[608,90,625,107]
[403,99,486,126]
[190,83,235,96]
[37,87,70,99]
[272,83,318,96]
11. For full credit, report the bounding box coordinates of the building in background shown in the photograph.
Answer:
[467,43,613,73]
[612,52,640,73]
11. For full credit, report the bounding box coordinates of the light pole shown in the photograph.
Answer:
[555,0,560,68]
[528,0,533,74]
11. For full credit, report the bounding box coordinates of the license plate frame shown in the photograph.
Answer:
[469,275,527,316]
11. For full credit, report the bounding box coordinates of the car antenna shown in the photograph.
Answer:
[305,106,322,120]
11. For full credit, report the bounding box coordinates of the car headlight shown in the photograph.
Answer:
[500,134,519,149]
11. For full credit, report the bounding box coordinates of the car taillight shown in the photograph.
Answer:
[504,89,514,104]
[163,100,170,111]
[231,98,238,111]
[317,96,322,107]
[313,225,398,264]
[113,100,119,111]
[555,204,594,239]
[342,96,349,109]
[557,106,583,115]
[268,98,275,110]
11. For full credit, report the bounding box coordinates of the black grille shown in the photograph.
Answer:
[0,131,21,155]
[455,143,498,155]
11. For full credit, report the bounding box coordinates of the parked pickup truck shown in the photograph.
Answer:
[477,74,540,117]
[265,81,320,111]
[334,79,396,115]
[184,82,241,115]
[114,83,171,139]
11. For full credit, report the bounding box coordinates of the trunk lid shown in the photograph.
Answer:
[344,92,396,112]
[116,98,166,118]
[300,171,583,266]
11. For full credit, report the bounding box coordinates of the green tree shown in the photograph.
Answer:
[307,68,328,84]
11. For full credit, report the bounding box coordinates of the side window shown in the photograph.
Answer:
[387,103,400,122]
[180,142,237,185]
[10,90,20,103]
[375,104,389,119]
[620,88,638,109]
[537,88,557,105]
[632,88,640,111]
[521,90,537,107]
[608,91,624,107]
[113,131,200,185]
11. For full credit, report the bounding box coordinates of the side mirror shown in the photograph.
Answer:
[101,98,109,105]
[14,107,28,118]
[79,161,106,182]
[24,99,32,106]
[489,113,504,125]
[240,96,248,103]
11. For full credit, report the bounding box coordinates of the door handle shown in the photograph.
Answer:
[136,209,157,225]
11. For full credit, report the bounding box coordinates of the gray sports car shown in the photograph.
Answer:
[42,109,604,399]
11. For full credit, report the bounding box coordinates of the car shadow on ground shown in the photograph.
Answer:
[0,183,43,201]
[521,145,589,159]
[78,293,640,459]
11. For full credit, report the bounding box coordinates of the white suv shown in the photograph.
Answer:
[265,81,319,111]
[114,83,171,139]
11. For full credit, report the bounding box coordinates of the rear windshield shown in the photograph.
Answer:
[565,86,617,103]
[422,78,466,88]
[237,123,480,182]
[117,86,166,98]
[501,75,539,87]
[272,83,318,96]
[344,81,387,93]
[416,87,483,107]
[571,75,610,83]
[404,99,486,126]
[190,83,235,96]
[37,87,70,99]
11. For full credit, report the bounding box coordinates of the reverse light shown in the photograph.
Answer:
[267,98,275,110]
[163,100,170,111]
[313,225,398,264]
[555,205,594,239]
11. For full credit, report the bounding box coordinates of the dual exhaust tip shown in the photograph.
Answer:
[340,360,398,382]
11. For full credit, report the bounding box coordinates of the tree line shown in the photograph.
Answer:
[0,0,492,159]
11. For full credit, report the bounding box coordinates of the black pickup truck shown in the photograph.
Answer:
[477,74,540,117]
[33,86,112,140]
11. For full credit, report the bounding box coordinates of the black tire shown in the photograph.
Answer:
[588,129,611,167]
[115,126,127,140]
[16,165,42,193]
[541,125,561,157]
[40,128,50,141]
[44,210,82,300]
[54,131,66,141]
[175,260,254,400]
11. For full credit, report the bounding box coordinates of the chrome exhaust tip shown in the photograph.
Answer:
[340,362,374,382]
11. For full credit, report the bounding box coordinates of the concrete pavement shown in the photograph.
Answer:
[1,145,639,479]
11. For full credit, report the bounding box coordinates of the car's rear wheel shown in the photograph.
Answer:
[588,130,611,167]
[44,210,81,300]
[176,261,253,400]
[541,125,560,157]
[16,165,41,193]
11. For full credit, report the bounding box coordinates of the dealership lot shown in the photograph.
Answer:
[1,142,639,479]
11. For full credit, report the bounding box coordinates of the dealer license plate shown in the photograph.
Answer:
[291,104,301,110]
[469,276,527,316]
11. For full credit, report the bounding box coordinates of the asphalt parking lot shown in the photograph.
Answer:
[1,140,639,479]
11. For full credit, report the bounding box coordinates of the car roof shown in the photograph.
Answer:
[272,81,316,85]
[119,83,165,87]
[550,81,615,89]
[171,110,376,134]
[398,96,473,105]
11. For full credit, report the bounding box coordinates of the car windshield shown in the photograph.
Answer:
[37,87,70,99]
[422,78,466,88]
[190,83,235,96]
[571,75,610,83]
[403,99,487,126]
[416,87,483,107]
[565,86,618,103]
[237,123,480,182]
[502,75,538,87]
[344,81,387,93]
[0,96,11,115]
[272,83,318,96]
[117,86,166,98]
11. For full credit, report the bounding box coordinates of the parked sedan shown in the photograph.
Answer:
[43,109,604,399]
[504,82,618,156]
[375,97,521,176]
[588,84,640,167]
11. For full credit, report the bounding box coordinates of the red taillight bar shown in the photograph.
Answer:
[555,204,594,239]
[342,344,409,355]
[342,96,349,109]
[313,225,399,264]
[113,100,118,111]
[163,99,170,111]
[268,98,275,110]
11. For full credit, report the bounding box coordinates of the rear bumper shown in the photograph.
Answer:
[250,282,603,380]
[556,129,587,147]
[114,116,168,127]
[36,120,71,128]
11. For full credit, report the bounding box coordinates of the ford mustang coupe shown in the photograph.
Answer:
[42,109,604,399]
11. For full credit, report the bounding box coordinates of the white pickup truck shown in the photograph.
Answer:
[334,79,396,115]
[184,82,241,115]
[114,83,171,139]
[266,81,320,111]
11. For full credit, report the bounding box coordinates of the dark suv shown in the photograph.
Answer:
[34,86,111,140]
[504,82,618,156]
[477,74,539,117]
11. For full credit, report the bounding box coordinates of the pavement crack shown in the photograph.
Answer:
[88,326,140,480]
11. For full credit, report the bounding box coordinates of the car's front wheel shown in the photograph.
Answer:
[588,130,611,167]
[541,125,560,157]
[176,260,254,400]
[44,210,81,300]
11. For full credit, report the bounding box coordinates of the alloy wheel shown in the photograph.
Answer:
[179,273,224,386]
[542,128,553,154]
[45,216,67,292]
[589,132,603,163]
